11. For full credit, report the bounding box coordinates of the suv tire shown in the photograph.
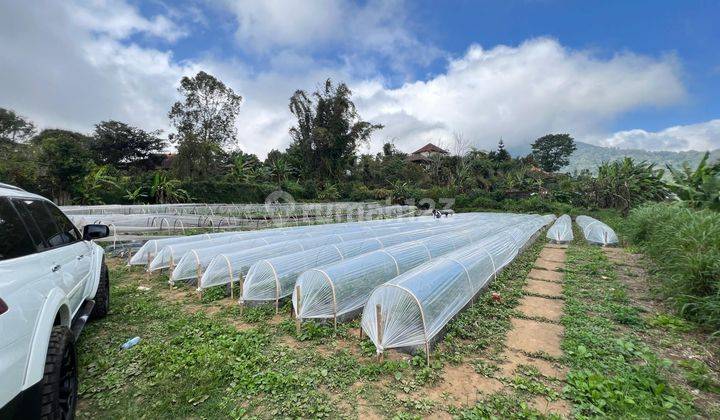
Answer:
[40,326,77,420]
[90,260,109,320]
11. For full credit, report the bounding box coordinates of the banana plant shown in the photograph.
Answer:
[667,152,720,210]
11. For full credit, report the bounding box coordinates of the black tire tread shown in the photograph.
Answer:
[90,260,109,319]
[40,326,75,419]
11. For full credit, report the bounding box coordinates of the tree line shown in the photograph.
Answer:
[1,71,717,214]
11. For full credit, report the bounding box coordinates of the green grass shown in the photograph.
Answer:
[623,203,720,334]
[76,237,553,418]
[561,241,697,418]
[76,228,718,418]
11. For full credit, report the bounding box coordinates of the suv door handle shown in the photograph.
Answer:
[51,264,61,272]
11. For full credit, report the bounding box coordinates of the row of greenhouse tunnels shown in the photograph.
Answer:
[67,203,618,361]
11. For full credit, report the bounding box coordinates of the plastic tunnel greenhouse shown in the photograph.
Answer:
[128,206,420,266]
[197,216,478,291]
[360,215,554,358]
[240,217,485,306]
[129,231,239,266]
[146,230,299,271]
[546,214,573,243]
[292,213,545,325]
[576,215,618,246]
[171,216,464,282]
[148,218,414,271]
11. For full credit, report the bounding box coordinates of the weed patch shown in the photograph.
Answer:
[561,244,696,417]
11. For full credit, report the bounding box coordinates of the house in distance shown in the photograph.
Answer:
[407,143,449,164]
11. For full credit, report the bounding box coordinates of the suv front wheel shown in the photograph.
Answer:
[41,326,78,420]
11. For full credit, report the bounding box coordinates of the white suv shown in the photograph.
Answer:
[0,183,110,419]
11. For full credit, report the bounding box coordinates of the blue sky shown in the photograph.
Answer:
[1,0,718,156]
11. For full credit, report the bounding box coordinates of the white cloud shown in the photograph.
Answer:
[66,0,187,42]
[0,0,194,135]
[221,0,344,50]
[355,38,685,152]
[599,119,720,151]
[0,1,696,160]
[218,0,443,73]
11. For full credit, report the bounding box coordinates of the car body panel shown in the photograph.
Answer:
[0,185,106,409]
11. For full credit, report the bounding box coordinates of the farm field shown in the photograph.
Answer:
[74,225,720,419]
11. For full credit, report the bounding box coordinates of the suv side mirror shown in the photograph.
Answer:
[83,224,110,241]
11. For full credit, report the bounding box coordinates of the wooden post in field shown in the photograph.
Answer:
[238,278,244,316]
[425,342,430,366]
[146,252,153,282]
[376,304,383,362]
[295,285,302,335]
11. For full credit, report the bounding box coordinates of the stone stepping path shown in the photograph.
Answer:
[500,242,571,415]
[504,244,568,358]
[419,242,572,417]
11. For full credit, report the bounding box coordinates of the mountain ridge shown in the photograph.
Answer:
[507,141,720,173]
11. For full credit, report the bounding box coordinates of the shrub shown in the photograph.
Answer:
[625,203,720,334]
[179,180,272,203]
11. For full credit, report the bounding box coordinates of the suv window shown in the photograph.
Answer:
[44,202,81,243]
[0,198,36,260]
[14,199,80,248]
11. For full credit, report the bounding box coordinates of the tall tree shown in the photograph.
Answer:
[168,71,242,178]
[490,139,511,162]
[0,108,36,144]
[33,129,93,204]
[169,71,242,146]
[287,79,383,180]
[0,108,39,191]
[531,133,576,172]
[91,120,165,169]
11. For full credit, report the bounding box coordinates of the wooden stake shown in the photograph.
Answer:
[376,304,383,361]
[146,252,153,281]
[425,342,431,366]
[295,285,302,335]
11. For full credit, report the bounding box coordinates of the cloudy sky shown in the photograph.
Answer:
[1,0,719,157]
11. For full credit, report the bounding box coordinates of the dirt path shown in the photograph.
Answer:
[603,247,720,417]
[501,243,572,415]
[418,243,573,417]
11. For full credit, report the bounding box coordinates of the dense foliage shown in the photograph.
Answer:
[0,71,717,215]
[531,133,576,172]
[667,152,720,210]
[625,203,720,334]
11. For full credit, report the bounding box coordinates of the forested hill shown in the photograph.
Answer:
[508,141,720,173]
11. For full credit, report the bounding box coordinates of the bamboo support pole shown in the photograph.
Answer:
[376,304,383,362]
[295,285,302,335]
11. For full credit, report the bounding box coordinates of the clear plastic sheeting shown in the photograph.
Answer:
[146,230,297,271]
[167,217,451,278]
[546,214,573,243]
[129,233,220,266]
[198,217,479,290]
[147,219,407,271]
[293,214,544,322]
[360,215,554,354]
[576,215,618,246]
[241,218,483,305]
[199,236,339,290]
[62,202,418,231]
